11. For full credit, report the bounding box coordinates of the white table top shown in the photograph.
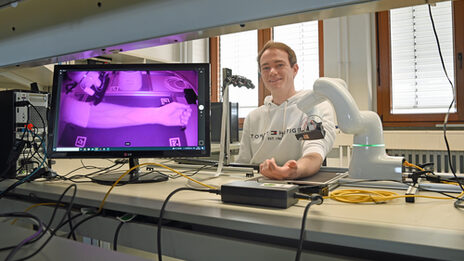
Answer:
[1,159,464,260]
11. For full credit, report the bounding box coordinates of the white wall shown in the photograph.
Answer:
[123,44,182,63]
[323,14,375,111]
[122,38,208,64]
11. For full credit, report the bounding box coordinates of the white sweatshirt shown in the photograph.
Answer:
[236,90,336,166]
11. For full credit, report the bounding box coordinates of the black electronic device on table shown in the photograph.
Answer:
[250,167,349,196]
[210,102,239,143]
[47,63,211,184]
[0,90,49,179]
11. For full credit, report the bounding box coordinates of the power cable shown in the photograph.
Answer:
[427,4,464,194]
[157,187,220,261]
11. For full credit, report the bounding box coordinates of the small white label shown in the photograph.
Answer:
[75,136,87,147]
[260,183,293,188]
[16,107,28,123]
[169,137,181,147]
[160,98,171,105]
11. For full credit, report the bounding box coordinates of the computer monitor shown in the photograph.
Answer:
[48,63,210,184]
[210,102,239,143]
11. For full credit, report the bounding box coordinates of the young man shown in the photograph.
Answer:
[236,41,336,180]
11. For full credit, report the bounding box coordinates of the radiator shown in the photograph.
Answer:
[387,149,464,174]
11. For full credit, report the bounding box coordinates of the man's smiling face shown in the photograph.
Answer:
[259,48,298,94]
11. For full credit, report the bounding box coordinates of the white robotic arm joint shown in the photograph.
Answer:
[297,77,403,180]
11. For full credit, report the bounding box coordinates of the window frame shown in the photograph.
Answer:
[209,21,324,128]
[376,1,464,127]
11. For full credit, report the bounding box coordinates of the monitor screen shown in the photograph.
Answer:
[48,63,210,160]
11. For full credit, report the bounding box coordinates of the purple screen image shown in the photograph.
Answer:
[56,70,199,148]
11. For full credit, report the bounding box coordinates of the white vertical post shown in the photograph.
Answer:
[216,84,230,176]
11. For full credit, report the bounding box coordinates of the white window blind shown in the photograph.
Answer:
[390,2,455,114]
[220,30,258,118]
[273,21,320,91]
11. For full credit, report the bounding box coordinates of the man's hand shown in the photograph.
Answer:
[156,102,192,126]
[259,158,299,180]
[259,153,324,180]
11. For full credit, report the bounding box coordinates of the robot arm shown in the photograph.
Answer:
[297,77,404,180]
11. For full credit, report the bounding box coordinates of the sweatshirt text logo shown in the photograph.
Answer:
[251,127,309,141]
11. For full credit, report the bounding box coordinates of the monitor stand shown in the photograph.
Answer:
[90,157,168,185]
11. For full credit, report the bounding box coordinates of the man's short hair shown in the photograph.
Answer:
[257,41,297,71]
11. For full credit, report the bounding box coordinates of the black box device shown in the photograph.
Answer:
[221,181,299,208]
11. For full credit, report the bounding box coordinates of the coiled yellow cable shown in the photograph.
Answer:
[326,189,464,203]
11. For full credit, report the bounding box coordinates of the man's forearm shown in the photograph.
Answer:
[87,104,155,128]
[296,153,323,178]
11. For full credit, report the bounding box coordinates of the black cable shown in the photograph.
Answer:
[112,213,136,250]
[42,184,77,235]
[49,212,83,241]
[19,130,32,171]
[67,211,77,240]
[81,159,120,170]
[0,131,47,199]
[454,198,464,209]
[15,131,30,175]
[83,162,123,178]
[157,187,220,261]
[427,3,464,211]
[15,128,41,176]
[65,162,123,182]
[0,127,28,179]
[62,166,95,178]
[16,132,45,177]
[113,221,125,251]
[49,159,120,181]
[58,212,83,231]
[150,164,209,180]
[0,212,46,254]
[294,194,323,261]
[129,169,169,183]
[181,164,209,177]
[427,4,464,194]
[0,212,83,253]
[13,184,77,261]
[0,212,46,260]
[60,179,94,184]
[0,185,76,256]
[51,164,104,182]
[26,102,46,151]
[417,186,460,200]
[66,213,101,239]
[16,103,47,171]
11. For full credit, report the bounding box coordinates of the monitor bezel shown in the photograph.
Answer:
[47,63,210,159]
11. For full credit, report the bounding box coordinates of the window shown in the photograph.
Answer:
[377,1,464,127]
[210,22,323,125]
[219,30,258,118]
[391,2,454,114]
[274,21,320,91]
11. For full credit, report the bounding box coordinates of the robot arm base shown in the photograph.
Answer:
[349,147,404,181]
